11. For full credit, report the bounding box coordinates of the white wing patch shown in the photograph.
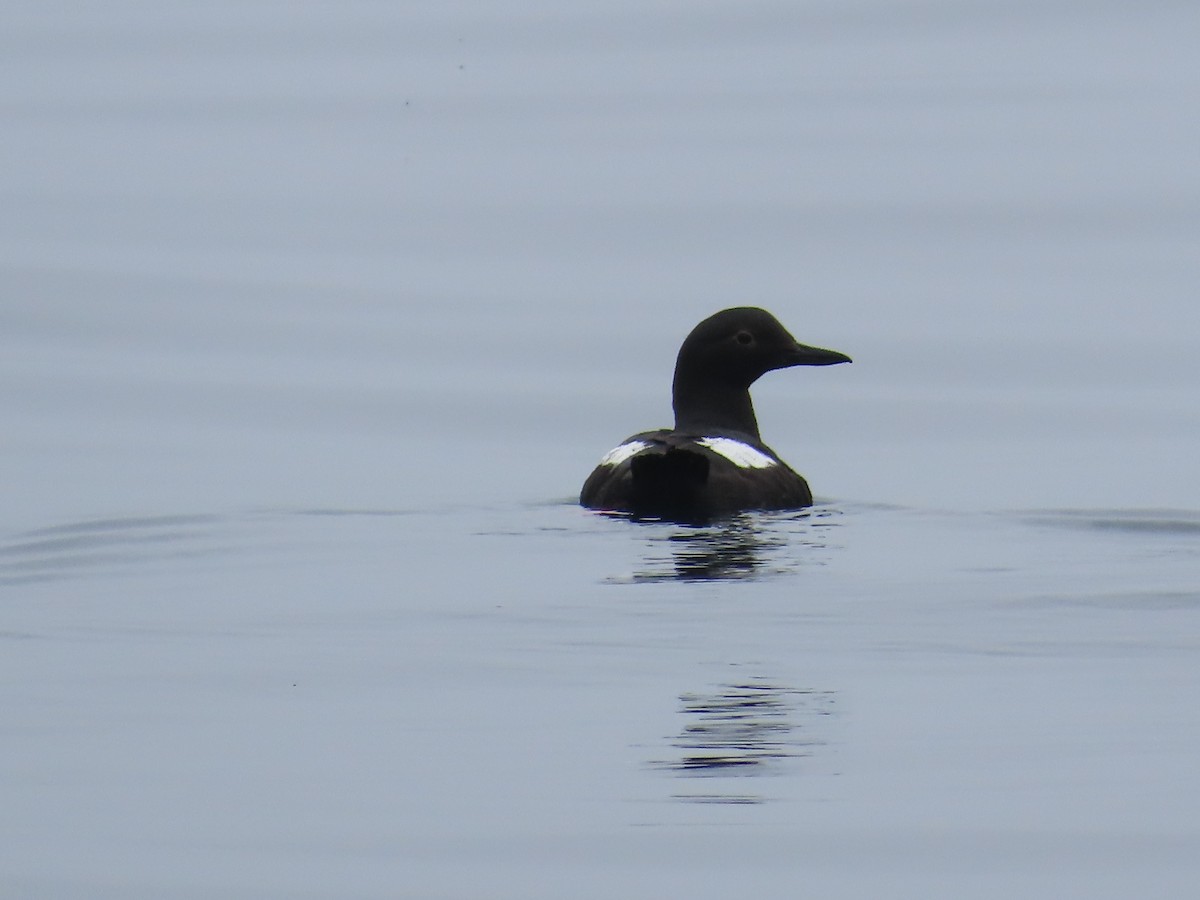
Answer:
[598,440,651,467]
[697,437,777,469]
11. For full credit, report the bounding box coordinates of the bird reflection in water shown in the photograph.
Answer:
[621,506,840,583]
[654,677,835,805]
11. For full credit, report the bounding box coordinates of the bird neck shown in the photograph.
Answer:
[672,375,761,441]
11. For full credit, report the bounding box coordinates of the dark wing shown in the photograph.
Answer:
[580,430,675,511]
[581,431,812,518]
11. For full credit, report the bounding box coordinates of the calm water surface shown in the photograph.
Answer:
[3,2,1200,897]
[3,502,1199,897]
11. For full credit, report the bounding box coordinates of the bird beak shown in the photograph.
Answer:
[785,342,852,367]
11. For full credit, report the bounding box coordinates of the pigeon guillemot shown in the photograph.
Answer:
[580,307,850,520]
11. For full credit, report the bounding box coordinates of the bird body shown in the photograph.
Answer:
[580,307,850,520]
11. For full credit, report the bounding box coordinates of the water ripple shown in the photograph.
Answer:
[0,514,227,586]
[1023,508,1200,536]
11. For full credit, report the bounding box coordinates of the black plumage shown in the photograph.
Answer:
[580,307,850,520]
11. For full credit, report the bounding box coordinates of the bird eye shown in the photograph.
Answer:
[735,331,754,346]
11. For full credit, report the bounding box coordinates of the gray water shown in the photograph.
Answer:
[3,2,1199,897]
